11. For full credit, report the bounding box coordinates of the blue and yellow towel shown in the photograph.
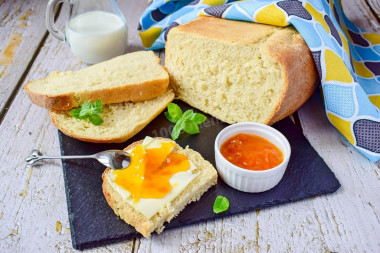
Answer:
[139,0,380,162]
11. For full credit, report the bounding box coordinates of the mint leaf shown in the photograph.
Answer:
[91,107,102,115]
[182,109,193,119]
[165,111,178,123]
[69,100,104,126]
[93,99,102,109]
[89,114,104,126]
[91,99,103,114]
[70,108,84,119]
[191,113,207,124]
[213,195,229,214]
[167,103,182,122]
[81,101,91,111]
[79,101,91,117]
[171,118,185,140]
[165,103,206,140]
[183,120,199,134]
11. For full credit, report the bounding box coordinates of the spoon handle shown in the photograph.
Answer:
[25,149,95,165]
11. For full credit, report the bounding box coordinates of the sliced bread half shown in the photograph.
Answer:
[165,17,318,125]
[25,51,169,110]
[49,90,174,143]
[102,137,218,237]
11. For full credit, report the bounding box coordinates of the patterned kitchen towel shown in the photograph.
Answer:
[139,0,380,162]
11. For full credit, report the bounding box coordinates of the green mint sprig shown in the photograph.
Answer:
[213,195,230,214]
[70,100,104,126]
[164,103,207,140]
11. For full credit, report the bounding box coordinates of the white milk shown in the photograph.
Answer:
[65,11,128,64]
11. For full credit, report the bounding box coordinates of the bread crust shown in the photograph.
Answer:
[102,138,218,238]
[49,91,175,143]
[263,29,318,125]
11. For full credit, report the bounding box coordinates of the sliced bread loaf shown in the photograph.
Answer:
[49,90,174,143]
[102,137,218,237]
[165,17,318,125]
[25,51,169,110]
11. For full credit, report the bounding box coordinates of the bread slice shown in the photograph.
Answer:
[25,51,169,110]
[165,16,318,125]
[49,90,174,143]
[102,137,218,237]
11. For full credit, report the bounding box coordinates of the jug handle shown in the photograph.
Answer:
[46,0,68,41]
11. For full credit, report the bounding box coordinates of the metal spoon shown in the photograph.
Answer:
[25,149,130,170]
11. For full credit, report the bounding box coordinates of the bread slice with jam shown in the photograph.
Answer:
[102,137,218,237]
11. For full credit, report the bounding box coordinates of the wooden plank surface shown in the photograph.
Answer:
[0,0,379,252]
[0,0,48,119]
[0,0,144,252]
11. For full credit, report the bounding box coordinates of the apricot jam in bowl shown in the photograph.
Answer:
[214,122,291,193]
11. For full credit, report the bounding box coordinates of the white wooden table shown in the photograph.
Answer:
[0,0,379,252]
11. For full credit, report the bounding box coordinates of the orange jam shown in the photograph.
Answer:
[113,142,190,203]
[220,133,283,171]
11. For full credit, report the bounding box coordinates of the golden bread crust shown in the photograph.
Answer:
[263,28,318,124]
[174,16,280,44]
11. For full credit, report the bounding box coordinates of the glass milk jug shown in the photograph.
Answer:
[46,0,128,64]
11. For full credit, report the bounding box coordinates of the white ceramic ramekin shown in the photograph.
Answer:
[214,122,291,193]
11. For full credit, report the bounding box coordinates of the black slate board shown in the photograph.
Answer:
[58,100,341,250]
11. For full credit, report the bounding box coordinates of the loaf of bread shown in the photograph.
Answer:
[50,90,174,143]
[102,137,217,237]
[25,51,169,110]
[165,17,318,125]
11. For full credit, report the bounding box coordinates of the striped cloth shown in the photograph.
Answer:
[139,0,380,162]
